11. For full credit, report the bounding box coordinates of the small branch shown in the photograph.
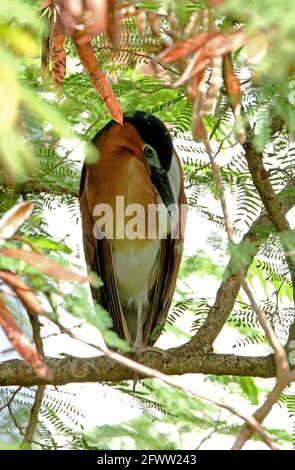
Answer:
[22,385,46,449]
[29,315,45,357]
[93,46,180,75]
[22,314,46,449]
[0,386,22,412]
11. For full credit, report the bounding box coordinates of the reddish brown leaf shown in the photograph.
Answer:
[135,10,147,36]
[2,248,91,283]
[191,73,207,141]
[0,297,52,380]
[222,53,241,110]
[107,0,120,49]
[0,202,33,241]
[174,49,209,87]
[45,1,111,41]
[147,12,160,39]
[160,32,218,63]
[188,69,204,98]
[173,31,246,88]
[161,31,246,71]
[71,32,123,123]
[51,16,66,88]
[223,53,245,144]
[208,0,224,6]
[0,271,45,316]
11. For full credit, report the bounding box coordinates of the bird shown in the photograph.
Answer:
[79,111,186,357]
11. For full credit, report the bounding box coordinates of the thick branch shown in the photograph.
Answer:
[243,125,295,346]
[0,350,275,387]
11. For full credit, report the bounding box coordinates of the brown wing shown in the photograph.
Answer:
[79,165,132,344]
[143,152,187,346]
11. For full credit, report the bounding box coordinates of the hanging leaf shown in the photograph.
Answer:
[0,296,52,380]
[147,12,160,39]
[71,32,123,123]
[2,248,91,283]
[223,53,245,143]
[0,201,33,241]
[160,32,219,63]
[136,10,147,36]
[107,0,120,48]
[161,31,246,69]
[0,271,45,316]
[51,15,66,88]
[223,53,241,111]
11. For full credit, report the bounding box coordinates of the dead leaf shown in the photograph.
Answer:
[71,32,123,123]
[223,54,245,144]
[107,0,120,49]
[136,10,147,36]
[0,202,33,241]
[51,15,66,88]
[160,32,218,63]
[147,12,160,39]
[2,248,91,283]
[0,271,45,316]
[223,53,241,110]
[161,31,246,70]
[0,296,52,380]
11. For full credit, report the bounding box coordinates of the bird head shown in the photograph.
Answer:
[124,111,176,211]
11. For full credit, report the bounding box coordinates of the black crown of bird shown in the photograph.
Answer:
[79,111,186,360]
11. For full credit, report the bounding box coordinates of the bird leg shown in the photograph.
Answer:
[133,302,169,361]
[133,301,144,359]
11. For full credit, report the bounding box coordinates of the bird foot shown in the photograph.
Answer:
[138,346,168,362]
[131,346,168,390]
[132,344,169,364]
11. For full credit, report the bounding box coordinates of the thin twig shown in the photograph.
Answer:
[22,385,46,449]
[93,46,180,75]
[22,314,46,449]
[0,386,22,412]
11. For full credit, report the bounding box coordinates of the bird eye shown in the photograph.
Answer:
[144,144,155,158]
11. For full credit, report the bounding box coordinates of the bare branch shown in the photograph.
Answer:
[22,315,46,449]
[0,351,276,386]
[22,385,46,449]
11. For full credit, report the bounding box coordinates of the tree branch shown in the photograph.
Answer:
[0,351,275,387]
[22,315,46,449]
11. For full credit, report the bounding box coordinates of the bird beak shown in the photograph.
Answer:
[150,167,176,212]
